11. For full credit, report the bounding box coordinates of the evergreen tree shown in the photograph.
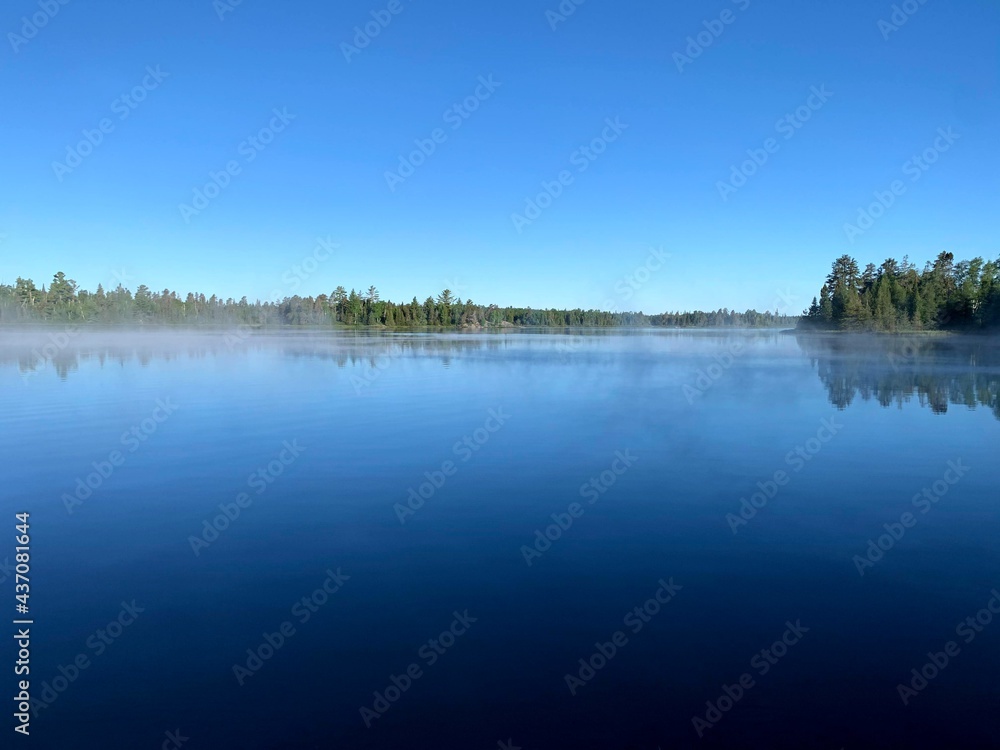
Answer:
[874,276,894,330]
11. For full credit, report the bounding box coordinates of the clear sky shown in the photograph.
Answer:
[1,0,997,313]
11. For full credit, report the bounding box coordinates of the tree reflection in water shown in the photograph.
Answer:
[796,332,1000,420]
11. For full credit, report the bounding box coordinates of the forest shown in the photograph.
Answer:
[800,252,1000,331]
[0,274,795,329]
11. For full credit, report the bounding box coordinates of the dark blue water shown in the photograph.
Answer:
[3,329,999,749]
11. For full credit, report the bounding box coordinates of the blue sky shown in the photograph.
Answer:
[1,0,997,313]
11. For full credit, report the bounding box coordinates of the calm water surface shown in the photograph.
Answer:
[2,329,999,749]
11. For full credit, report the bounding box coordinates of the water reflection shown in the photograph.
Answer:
[0,329,522,381]
[8,329,1000,423]
[796,332,1000,419]
[0,327,784,381]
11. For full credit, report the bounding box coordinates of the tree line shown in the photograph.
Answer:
[0,273,796,329]
[800,252,1000,331]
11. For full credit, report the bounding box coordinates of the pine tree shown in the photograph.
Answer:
[819,284,833,323]
[875,276,894,330]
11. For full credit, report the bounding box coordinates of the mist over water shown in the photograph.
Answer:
[4,329,1000,748]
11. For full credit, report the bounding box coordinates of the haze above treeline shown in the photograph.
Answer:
[0,275,793,329]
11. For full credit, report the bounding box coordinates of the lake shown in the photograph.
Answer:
[3,328,999,749]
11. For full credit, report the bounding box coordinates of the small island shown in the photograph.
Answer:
[799,253,1000,332]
